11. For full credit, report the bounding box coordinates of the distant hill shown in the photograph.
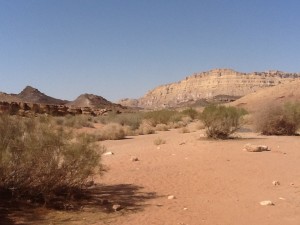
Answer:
[66,94,126,111]
[118,68,300,109]
[17,86,68,105]
[230,80,300,112]
[0,86,125,111]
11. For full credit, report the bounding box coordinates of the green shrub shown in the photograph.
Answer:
[181,108,199,120]
[0,115,104,205]
[200,105,247,139]
[98,112,143,130]
[255,102,300,135]
[144,110,182,126]
[56,115,94,129]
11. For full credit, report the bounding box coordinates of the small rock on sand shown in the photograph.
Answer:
[243,144,270,152]
[168,195,176,200]
[260,200,274,206]
[131,156,139,162]
[112,204,122,211]
[103,151,114,156]
[272,181,280,186]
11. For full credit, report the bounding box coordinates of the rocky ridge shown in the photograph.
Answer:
[0,86,126,116]
[118,69,300,108]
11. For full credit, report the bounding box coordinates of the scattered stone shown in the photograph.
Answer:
[243,143,270,152]
[272,181,280,186]
[279,197,286,200]
[179,142,186,145]
[260,200,274,206]
[103,151,114,156]
[168,195,176,200]
[112,204,122,211]
[157,146,161,150]
[290,182,295,186]
[183,207,188,211]
[131,156,139,162]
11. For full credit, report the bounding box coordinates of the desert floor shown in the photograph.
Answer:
[4,124,300,225]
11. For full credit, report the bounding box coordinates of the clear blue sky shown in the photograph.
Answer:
[1,0,299,101]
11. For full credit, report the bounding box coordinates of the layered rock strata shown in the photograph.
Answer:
[119,69,300,108]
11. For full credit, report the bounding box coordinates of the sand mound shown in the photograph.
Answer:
[230,80,300,112]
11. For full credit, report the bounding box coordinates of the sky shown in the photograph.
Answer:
[0,0,300,101]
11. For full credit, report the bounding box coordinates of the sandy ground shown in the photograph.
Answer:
[89,125,300,225]
[3,124,300,225]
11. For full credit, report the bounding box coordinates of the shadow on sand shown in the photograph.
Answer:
[0,183,159,225]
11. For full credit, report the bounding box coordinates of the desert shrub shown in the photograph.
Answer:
[0,115,104,205]
[200,105,247,139]
[153,137,166,145]
[95,123,126,140]
[169,120,187,129]
[179,127,190,133]
[99,112,144,130]
[57,115,94,128]
[255,102,300,135]
[136,120,155,135]
[155,123,169,131]
[144,110,182,126]
[181,108,199,120]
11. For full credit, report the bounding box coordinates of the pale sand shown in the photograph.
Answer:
[92,127,300,225]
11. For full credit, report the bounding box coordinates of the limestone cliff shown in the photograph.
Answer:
[119,69,300,108]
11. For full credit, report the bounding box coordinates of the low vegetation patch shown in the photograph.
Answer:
[200,105,247,139]
[255,102,300,135]
[153,137,166,145]
[0,115,105,206]
[95,123,126,140]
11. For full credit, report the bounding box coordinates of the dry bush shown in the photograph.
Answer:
[0,115,104,205]
[136,120,155,135]
[56,115,94,129]
[153,137,166,145]
[255,102,300,135]
[181,108,199,120]
[200,105,247,139]
[99,112,143,130]
[179,127,190,133]
[144,110,182,126]
[195,121,205,130]
[95,123,126,140]
[155,123,169,131]
[169,121,187,129]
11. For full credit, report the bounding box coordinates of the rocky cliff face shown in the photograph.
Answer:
[119,69,300,108]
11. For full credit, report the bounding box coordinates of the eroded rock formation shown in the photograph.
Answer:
[0,101,113,117]
[119,69,300,108]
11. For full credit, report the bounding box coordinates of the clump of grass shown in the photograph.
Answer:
[153,137,166,145]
